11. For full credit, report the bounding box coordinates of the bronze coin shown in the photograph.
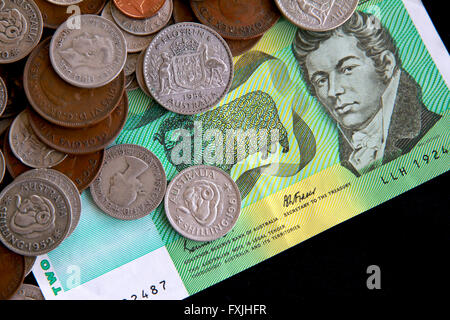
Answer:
[28,94,129,155]
[2,128,31,179]
[190,0,280,40]
[24,38,125,129]
[113,0,165,19]
[175,0,261,56]
[0,242,25,300]
[0,62,27,119]
[34,0,107,29]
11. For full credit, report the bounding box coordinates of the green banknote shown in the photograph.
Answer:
[33,0,449,299]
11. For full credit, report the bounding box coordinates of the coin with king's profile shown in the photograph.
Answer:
[90,144,167,220]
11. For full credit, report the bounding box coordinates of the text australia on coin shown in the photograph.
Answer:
[90,144,167,220]
[143,22,234,115]
[165,165,242,242]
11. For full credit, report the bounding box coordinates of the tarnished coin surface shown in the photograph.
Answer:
[35,0,106,30]
[0,0,43,64]
[190,0,280,40]
[0,177,72,256]
[50,14,127,88]
[0,149,5,183]
[275,0,358,31]
[16,169,82,237]
[0,77,6,117]
[110,0,172,36]
[25,38,125,128]
[101,2,156,53]
[0,243,25,300]
[9,283,44,300]
[28,94,128,155]
[90,144,167,220]
[113,0,165,19]
[136,49,151,96]
[143,22,233,115]
[9,110,67,169]
[165,165,241,242]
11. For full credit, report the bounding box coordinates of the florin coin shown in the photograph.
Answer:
[190,0,280,40]
[0,0,43,64]
[50,14,127,88]
[0,177,73,256]
[24,38,126,128]
[143,22,234,115]
[90,144,167,220]
[24,256,36,276]
[0,77,6,117]
[9,284,44,300]
[173,0,262,57]
[0,149,4,183]
[0,243,25,300]
[113,0,165,19]
[101,2,156,53]
[16,169,82,237]
[136,49,151,96]
[28,94,128,155]
[34,0,107,29]
[274,0,358,31]
[9,110,67,169]
[110,0,172,36]
[164,165,241,242]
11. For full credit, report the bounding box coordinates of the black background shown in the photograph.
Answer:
[16,0,449,313]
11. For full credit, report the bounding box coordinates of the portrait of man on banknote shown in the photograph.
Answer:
[292,10,441,176]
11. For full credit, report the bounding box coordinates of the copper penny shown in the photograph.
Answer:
[0,62,27,119]
[174,0,262,56]
[28,94,128,155]
[0,243,25,300]
[24,38,125,129]
[34,0,107,29]
[2,128,104,192]
[190,0,280,40]
[113,0,165,19]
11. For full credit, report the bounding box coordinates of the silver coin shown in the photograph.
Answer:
[0,0,43,64]
[9,284,44,300]
[44,0,82,5]
[101,2,156,53]
[110,0,172,36]
[0,77,6,116]
[24,255,36,276]
[16,169,82,237]
[124,53,140,76]
[143,22,234,115]
[275,0,358,31]
[165,165,241,242]
[0,177,72,256]
[0,149,5,183]
[9,110,67,169]
[50,14,127,88]
[90,144,167,220]
[136,49,151,96]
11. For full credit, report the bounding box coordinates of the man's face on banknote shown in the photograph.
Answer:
[305,34,388,130]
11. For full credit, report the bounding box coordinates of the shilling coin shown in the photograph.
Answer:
[90,144,167,220]
[0,0,43,64]
[28,94,128,155]
[143,22,234,115]
[101,2,156,53]
[9,283,44,300]
[0,243,25,300]
[0,177,73,256]
[0,149,5,183]
[24,256,36,276]
[24,38,125,128]
[110,0,172,36]
[35,0,107,30]
[50,14,127,88]
[136,49,151,96]
[16,169,82,237]
[113,0,165,20]
[165,165,241,242]
[190,0,280,40]
[9,110,67,169]
[0,77,6,117]
[274,0,359,31]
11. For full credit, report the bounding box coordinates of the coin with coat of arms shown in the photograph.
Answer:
[143,22,234,115]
